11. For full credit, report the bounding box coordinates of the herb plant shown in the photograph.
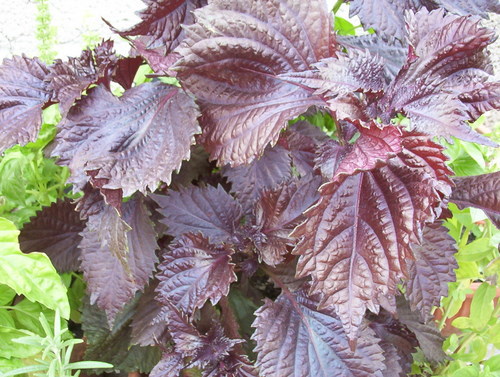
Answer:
[0,0,499,376]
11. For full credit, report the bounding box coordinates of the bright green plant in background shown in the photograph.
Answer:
[34,0,57,63]
[0,106,70,228]
[0,310,112,377]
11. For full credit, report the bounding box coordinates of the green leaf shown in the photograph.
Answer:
[0,364,47,377]
[484,354,500,371]
[0,325,40,359]
[0,218,70,319]
[0,309,15,328]
[0,285,16,306]
[451,365,480,377]
[334,16,356,35]
[457,238,492,262]
[469,283,497,331]
[66,361,113,370]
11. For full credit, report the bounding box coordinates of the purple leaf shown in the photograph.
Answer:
[407,222,457,322]
[252,288,385,377]
[292,133,451,342]
[130,281,169,347]
[150,352,184,377]
[152,184,243,243]
[51,82,200,197]
[282,120,330,176]
[337,34,407,81]
[280,49,386,98]
[396,297,447,363]
[434,0,500,17]
[334,122,403,180]
[379,9,498,147]
[174,0,334,165]
[47,40,118,115]
[19,200,86,272]
[156,233,237,316]
[79,196,158,325]
[369,310,418,377]
[222,144,292,214]
[253,176,321,266]
[112,56,144,90]
[349,0,424,40]
[0,56,52,153]
[450,172,500,228]
[107,0,207,54]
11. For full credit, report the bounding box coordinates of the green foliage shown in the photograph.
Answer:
[34,0,57,63]
[0,310,112,377]
[0,105,70,228]
[413,119,500,377]
[0,217,70,318]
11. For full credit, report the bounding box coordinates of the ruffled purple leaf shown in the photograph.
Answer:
[19,200,86,272]
[47,40,118,115]
[223,144,292,214]
[252,288,385,377]
[174,0,334,165]
[150,352,184,377]
[253,176,321,266]
[152,184,243,243]
[282,120,329,176]
[369,310,418,377]
[156,233,237,316]
[292,133,452,342]
[407,222,457,322]
[0,56,52,153]
[280,49,386,98]
[107,0,207,54]
[51,82,200,198]
[79,196,158,325]
[379,9,498,147]
[333,122,403,181]
[337,34,407,82]
[450,171,500,228]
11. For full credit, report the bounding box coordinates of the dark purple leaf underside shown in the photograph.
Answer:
[152,184,243,243]
[292,133,451,341]
[252,289,385,377]
[380,9,498,147]
[0,56,51,153]
[79,197,158,324]
[155,233,237,316]
[450,171,500,228]
[112,56,144,90]
[108,0,207,54]
[407,222,457,322]
[19,200,86,272]
[51,82,200,197]
[223,144,292,214]
[254,176,321,266]
[174,0,334,165]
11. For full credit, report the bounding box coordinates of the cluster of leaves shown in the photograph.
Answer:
[0,0,499,376]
